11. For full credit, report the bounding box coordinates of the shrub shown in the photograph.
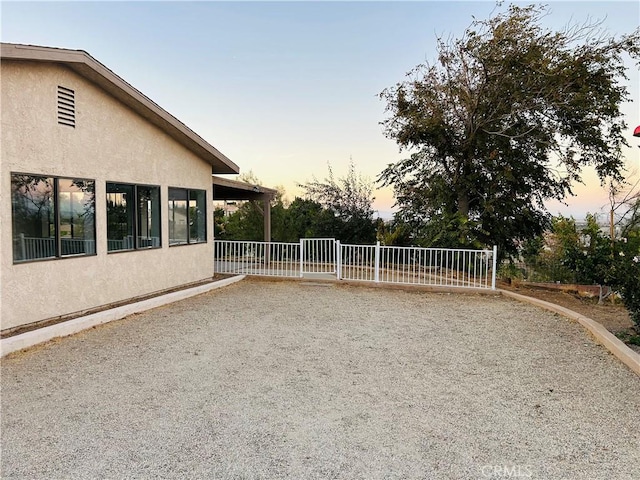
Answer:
[607,236,640,328]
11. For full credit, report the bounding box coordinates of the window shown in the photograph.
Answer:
[168,188,207,245]
[11,173,96,263]
[106,183,160,252]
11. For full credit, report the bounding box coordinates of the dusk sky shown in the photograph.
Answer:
[2,1,639,220]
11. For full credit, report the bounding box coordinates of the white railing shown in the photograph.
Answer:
[108,236,160,250]
[341,242,495,289]
[338,242,377,282]
[61,238,96,255]
[214,240,301,277]
[16,236,56,260]
[301,238,337,274]
[215,239,497,290]
[108,238,133,251]
[15,234,96,261]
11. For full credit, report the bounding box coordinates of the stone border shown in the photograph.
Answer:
[0,275,246,358]
[500,289,640,376]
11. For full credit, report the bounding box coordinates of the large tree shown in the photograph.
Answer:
[379,4,640,258]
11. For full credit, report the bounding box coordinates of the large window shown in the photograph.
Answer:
[168,188,206,245]
[106,183,160,252]
[11,173,96,263]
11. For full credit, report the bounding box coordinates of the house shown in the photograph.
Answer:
[1,43,274,336]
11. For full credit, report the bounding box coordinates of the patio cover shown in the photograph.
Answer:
[212,176,277,242]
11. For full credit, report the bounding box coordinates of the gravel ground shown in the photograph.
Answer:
[2,278,640,479]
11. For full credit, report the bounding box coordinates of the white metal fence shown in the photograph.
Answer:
[214,240,301,277]
[301,238,337,274]
[215,239,497,290]
[340,242,496,289]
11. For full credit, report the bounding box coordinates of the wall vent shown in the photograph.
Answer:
[57,86,75,127]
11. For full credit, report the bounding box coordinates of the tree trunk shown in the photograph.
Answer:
[457,191,470,218]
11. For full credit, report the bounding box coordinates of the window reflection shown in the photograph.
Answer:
[107,183,160,251]
[106,183,135,251]
[138,186,161,248]
[169,187,206,245]
[189,189,206,243]
[58,178,96,256]
[11,174,95,262]
[168,188,188,245]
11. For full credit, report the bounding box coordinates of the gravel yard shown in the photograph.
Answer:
[2,277,640,479]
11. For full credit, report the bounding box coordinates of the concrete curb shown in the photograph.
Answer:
[1,275,246,358]
[500,289,640,376]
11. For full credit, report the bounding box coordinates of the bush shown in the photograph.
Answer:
[607,236,640,328]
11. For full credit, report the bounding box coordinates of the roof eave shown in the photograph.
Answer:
[0,43,239,174]
[212,176,277,200]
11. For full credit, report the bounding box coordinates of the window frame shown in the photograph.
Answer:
[106,181,162,253]
[11,172,97,264]
[168,187,207,246]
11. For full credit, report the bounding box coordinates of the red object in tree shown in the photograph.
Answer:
[634,125,640,137]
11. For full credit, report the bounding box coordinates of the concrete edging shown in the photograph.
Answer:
[500,289,640,376]
[1,275,246,358]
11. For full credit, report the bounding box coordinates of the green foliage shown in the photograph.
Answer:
[379,4,640,259]
[301,161,374,220]
[217,194,375,244]
[376,217,412,246]
[220,201,264,241]
[279,198,340,241]
[510,210,640,328]
[219,165,378,244]
[607,229,640,327]
[299,161,377,244]
[558,215,611,285]
[616,331,640,346]
[511,215,613,284]
[213,207,226,237]
[509,216,578,283]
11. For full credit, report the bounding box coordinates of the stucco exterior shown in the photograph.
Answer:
[1,53,234,332]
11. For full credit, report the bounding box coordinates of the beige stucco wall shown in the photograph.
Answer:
[1,60,216,331]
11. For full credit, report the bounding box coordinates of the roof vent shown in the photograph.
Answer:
[57,86,75,127]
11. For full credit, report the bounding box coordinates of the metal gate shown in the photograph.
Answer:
[301,238,337,275]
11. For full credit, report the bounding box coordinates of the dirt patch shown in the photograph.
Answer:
[500,281,639,353]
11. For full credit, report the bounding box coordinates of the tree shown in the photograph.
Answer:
[379,4,640,259]
[299,160,377,244]
[557,214,611,288]
[215,171,288,241]
[609,175,640,239]
[219,201,264,241]
[213,207,226,237]
[280,198,340,241]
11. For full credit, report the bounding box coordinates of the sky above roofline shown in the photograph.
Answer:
[2,1,639,221]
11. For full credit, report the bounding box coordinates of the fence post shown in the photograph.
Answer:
[299,238,304,278]
[265,241,271,268]
[336,240,341,280]
[375,241,380,283]
[491,245,498,290]
[213,240,217,275]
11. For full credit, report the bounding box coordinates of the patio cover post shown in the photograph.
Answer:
[264,198,271,266]
[263,198,271,243]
